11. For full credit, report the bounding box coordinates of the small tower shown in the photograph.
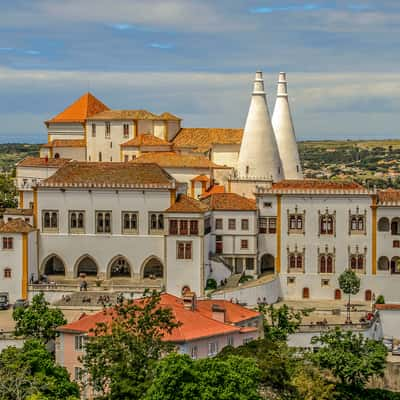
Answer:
[237,71,283,182]
[272,72,303,180]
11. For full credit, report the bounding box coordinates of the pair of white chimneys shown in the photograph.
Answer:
[237,71,303,181]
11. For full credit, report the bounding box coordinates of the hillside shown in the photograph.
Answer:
[0,143,40,173]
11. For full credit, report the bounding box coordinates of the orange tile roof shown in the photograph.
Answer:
[196,300,260,324]
[57,293,259,343]
[172,128,243,151]
[39,161,175,189]
[17,156,71,168]
[48,92,109,123]
[271,179,363,191]
[159,112,181,121]
[375,304,400,310]
[120,134,171,148]
[42,139,86,148]
[166,194,209,213]
[378,189,400,204]
[0,219,36,233]
[200,185,225,198]
[131,152,228,169]
[87,109,155,120]
[202,193,257,211]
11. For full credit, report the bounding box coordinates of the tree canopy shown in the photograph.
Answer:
[0,339,79,400]
[311,328,387,388]
[13,293,67,343]
[339,269,361,297]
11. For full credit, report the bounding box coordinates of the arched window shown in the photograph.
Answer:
[392,218,400,235]
[124,213,130,230]
[109,257,131,278]
[51,212,58,228]
[378,256,389,271]
[357,255,364,270]
[296,255,302,269]
[76,256,98,277]
[320,218,326,234]
[151,214,157,230]
[289,255,296,269]
[351,257,357,270]
[378,218,389,232]
[290,216,297,229]
[44,212,51,228]
[358,217,364,231]
[327,217,333,234]
[327,256,333,273]
[44,255,65,275]
[54,153,60,159]
[351,217,357,231]
[320,256,326,273]
[78,213,84,228]
[70,213,77,229]
[104,213,111,233]
[158,214,164,229]
[143,257,164,279]
[297,216,303,229]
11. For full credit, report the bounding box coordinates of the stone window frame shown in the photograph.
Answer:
[287,245,305,273]
[149,212,164,235]
[348,245,367,274]
[348,207,367,235]
[69,210,85,234]
[287,206,306,235]
[318,209,336,236]
[95,210,112,234]
[121,211,139,235]
[318,245,336,274]
[42,210,59,233]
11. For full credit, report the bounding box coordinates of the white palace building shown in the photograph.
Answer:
[1,71,400,304]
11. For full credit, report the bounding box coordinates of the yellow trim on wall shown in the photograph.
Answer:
[276,195,282,274]
[22,233,28,299]
[33,189,38,228]
[371,195,377,275]
[227,180,231,193]
[190,181,195,198]
[19,191,24,208]
[170,189,176,205]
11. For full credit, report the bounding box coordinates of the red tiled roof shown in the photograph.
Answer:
[375,304,400,310]
[39,162,175,189]
[271,179,363,191]
[159,112,181,121]
[0,219,36,233]
[47,92,109,123]
[172,128,243,151]
[202,193,257,211]
[166,194,209,213]
[196,300,260,324]
[121,134,171,148]
[17,156,71,168]
[378,189,400,204]
[42,140,86,148]
[57,293,260,343]
[200,185,225,198]
[191,175,209,183]
[131,152,227,169]
[88,109,159,120]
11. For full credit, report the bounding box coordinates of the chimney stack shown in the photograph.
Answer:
[211,304,226,323]
[272,72,303,180]
[183,291,196,311]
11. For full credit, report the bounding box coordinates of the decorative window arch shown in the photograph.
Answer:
[349,246,367,273]
[287,246,305,273]
[378,217,389,232]
[287,207,305,234]
[318,246,335,274]
[319,210,336,236]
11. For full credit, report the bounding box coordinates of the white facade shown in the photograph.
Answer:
[272,73,303,180]
[47,123,84,141]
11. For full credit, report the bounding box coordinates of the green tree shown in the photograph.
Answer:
[144,353,261,400]
[0,339,80,400]
[338,269,360,323]
[0,174,17,208]
[259,303,311,341]
[13,293,66,343]
[311,328,387,388]
[81,290,180,400]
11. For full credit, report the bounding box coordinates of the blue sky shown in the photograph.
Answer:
[0,0,399,142]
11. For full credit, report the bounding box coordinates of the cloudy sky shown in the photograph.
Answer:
[0,0,399,143]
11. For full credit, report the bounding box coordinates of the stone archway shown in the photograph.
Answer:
[108,256,131,279]
[260,254,275,274]
[42,254,66,276]
[75,255,98,277]
[378,256,389,271]
[142,257,164,279]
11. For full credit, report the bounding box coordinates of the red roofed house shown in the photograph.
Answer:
[56,292,262,385]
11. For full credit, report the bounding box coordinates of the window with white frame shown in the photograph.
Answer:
[228,218,236,230]
[149,213,164,234]
[74,335,86,351]
[177,241,192,260]
[69,211,85,233]
[42,210,59,232]
[2,237,13,249]
[208,342,218,356]
[122,212,138,234]
[96,211,112,233]
[241,219,249,230]
[215,218,223,230]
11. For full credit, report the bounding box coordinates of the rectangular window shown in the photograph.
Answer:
[123,124,129,138]
[190,220,198,235]
[180,220,188,235]
[208,342,218,356]
[191,346,198,360]
[246,258,254,270]
[42,210,59,232]
[4,268,11,278]
[216,235,223,254]
[91,123,96,137]
[215,218,223,230]
[105,122,111,138]
[69,211,85,233]
[122,212,138,234]
[241,219,249,230]
[124,154,129,162]
[268,217,277,234]
[228,219,236,230]
[204,217,211,235]
[263,202,272,208]
[149,213,164,234]
[96,211,112,233]
[74,335,85,351]
[177,241,192,260]
[241,239,248,249]
[259,217,267,233]
[2,237,13,249]
[169,220,178,235]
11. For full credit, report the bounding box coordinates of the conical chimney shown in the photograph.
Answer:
[237,71,283,181]
[272,72,303,179]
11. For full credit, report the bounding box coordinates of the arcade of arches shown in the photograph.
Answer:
[76,256,98,277]
[43,255,65,275]
[109,257,131,278]
[143,257,164,279]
